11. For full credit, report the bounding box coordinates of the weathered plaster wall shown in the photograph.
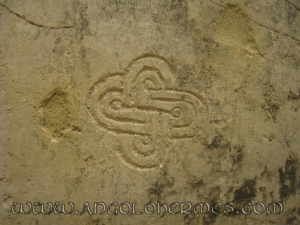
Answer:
[0,0,299,224]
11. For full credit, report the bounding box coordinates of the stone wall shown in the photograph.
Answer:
[1,0,299,224]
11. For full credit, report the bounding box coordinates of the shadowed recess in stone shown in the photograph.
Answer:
[40,91,70,138]
[214,4,259,54]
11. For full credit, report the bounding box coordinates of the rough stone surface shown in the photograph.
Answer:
[0,0,300,224]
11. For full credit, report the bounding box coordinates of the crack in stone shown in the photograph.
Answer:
[247,17,300,42]
[207,0,300,42]
[208,0,225,8]
[285,0,300,11]
[0,3,75,30]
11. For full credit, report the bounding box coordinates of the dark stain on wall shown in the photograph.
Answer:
[279,154,300,201]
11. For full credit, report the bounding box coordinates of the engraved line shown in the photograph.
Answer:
[124,56,178,101]
[89,102,148,134]
[126,54,177,82]
[132,67,167,86]
[157,88,209,114]
[89,89,205,135]
[102,111,146,124]
[87,112,148,135]
[102,110,147,124]
[115,149,159,170]
[133,138,157,157]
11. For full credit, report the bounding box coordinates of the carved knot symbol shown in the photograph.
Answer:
[87,54,207,171]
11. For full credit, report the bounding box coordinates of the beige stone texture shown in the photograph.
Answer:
[0,0,300,224]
